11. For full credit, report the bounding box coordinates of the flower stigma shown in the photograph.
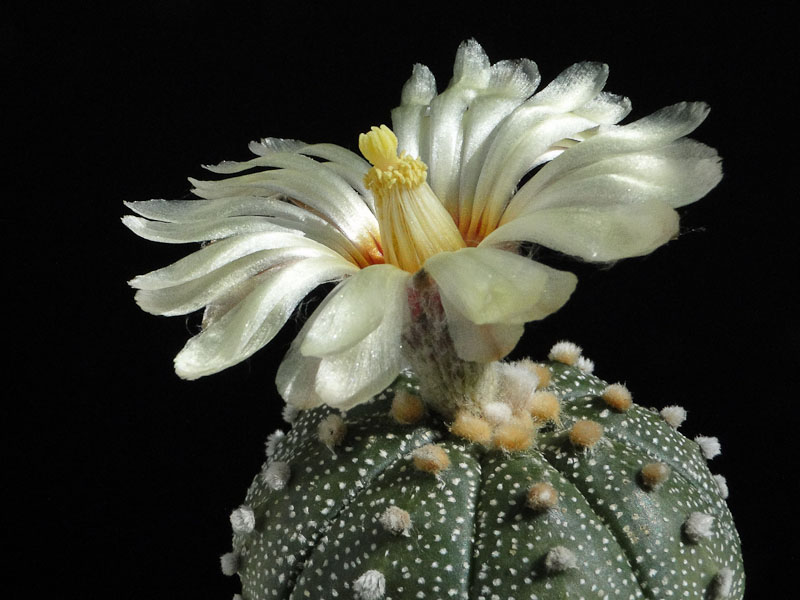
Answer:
[360,125,465,273]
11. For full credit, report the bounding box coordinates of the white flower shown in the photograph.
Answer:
[124,40,721,411]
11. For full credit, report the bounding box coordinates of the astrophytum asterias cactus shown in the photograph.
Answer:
[223,352,743,599]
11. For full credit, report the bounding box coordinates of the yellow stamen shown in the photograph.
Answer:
[360,125,465,273]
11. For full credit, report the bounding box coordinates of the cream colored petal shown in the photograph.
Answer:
[173,256,357,380]
[439,298,525,362]
[503,102,712,222]
[133,246,349,316]
[300,264,411,357]
[392,63,437,160]
[121,214,295,243]
[424,247,577,325]
[129,231,328,291]
[483,201,679,262]
[276,267,410,410]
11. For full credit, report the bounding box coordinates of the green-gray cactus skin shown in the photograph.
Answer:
[227,362,743,599]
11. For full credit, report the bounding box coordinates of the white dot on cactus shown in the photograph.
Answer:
[694,435,722,460]
[575,356,595,374]
[482,401,513,425]
[548,341,583,365]
[683,511,714,543]
[544,545,577,573]
[229,505,255,534]
[713,474,730,499]
[353,569,386,600]
[263,460,291,491]
[660,405,687,428]
[265,429,285,459]
[379,505,412,536]
[220,551,240,576]
[709,567,734,599]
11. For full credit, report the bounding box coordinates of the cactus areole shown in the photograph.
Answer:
[228,360,743,599]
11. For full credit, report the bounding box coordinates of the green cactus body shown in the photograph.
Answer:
[229,362,743,599]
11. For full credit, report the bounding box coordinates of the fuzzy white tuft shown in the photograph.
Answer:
[683,511,714,543]
[709,567,734,599]
[575,355,595,373]
[229,505,255,534]
[482,401,513,425]
[353,569,386,600]
[262,460,291,491]
[282,403,299,424]
[220,551,240,576]
[695,435,721,459]
[264,429,285,459]
[379,505,412,536]
[318,413,347,450]
[660,405,687,428]
[544,545,577,573]
[713,474,730,499]
[548,341,582,365]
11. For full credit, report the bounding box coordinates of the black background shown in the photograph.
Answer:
[7,2,795,598]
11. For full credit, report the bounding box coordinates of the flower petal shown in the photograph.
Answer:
[300,264,411,357]
[129,231,328,291]
[439,301,525,362]
[121,214,295,243]
[173,256,358,380]
[424,247,577,326]
[392,63,437,160]
[277,267,410,410]
[483,200,679,262]
[503,101,712,221]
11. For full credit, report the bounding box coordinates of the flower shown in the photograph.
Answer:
[124,39,721,411]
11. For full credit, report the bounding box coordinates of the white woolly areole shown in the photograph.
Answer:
[263,460,291,491]
[318,413,347,448]
[660,405,687,428]
[229,505,255,534]
[353,569,386,600]
[548,341,583,365]
[482,401,513,425]
[683,511,714,543]
[695,435,721,459]
[575,356,595,373]
[709,567,734,599]
[220,551,240,576]
[713,474,729,499]
[496,361,539,413]
[544,545,577,573]
[264,429,285,459]
[233,595,243,600]
[282,403,299,424]
[379,505,412,536]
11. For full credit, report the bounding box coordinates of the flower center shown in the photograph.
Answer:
[360,125,465,272]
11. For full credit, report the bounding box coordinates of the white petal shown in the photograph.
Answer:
[424,247,577,325]
[441,300,525,362]
[276,272,409,410]
[529,62,609,113]
[392,63,436,160]
[121,214,294,243]
[572,91,632,124]
[504,102,711,220]
[300,264,411,357]
[173,257,358,380]
[484,200,679,262]
[133,245,343,316]
[129,232,323,290]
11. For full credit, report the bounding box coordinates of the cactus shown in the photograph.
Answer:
[123,39,742,600]
[224,355,743,599]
